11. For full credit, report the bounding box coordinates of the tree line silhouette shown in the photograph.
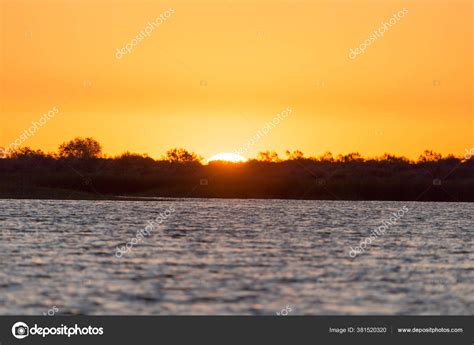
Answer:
[0,137,473,201]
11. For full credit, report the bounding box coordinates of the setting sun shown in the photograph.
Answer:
[207,153,247,163]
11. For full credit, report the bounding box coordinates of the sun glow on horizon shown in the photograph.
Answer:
[207,153,247,164]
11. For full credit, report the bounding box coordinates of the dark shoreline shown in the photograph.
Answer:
[0,189,472,202]
[1,156,473,202]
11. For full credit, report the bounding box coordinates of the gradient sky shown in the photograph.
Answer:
[1,0,472,159]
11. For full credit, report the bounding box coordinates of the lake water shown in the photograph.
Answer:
[0,199,472,315]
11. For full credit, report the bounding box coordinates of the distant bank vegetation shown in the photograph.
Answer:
[1,137,473,201]
[0,137,464,163]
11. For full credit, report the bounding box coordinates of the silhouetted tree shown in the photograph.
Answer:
[9,147,46,158]
[318,151,334,162]
[163,148,202,163]
[418,150,442,162]
[337,152,364,162]
[285,150,304,160]
[117,151,151,159]
[58,138,102,158]
[257,150,280,162]
[378,153,409,163]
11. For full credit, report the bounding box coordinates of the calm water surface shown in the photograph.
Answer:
[0,199,472,315]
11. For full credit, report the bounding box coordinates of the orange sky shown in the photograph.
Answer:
[1,0,472,160]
